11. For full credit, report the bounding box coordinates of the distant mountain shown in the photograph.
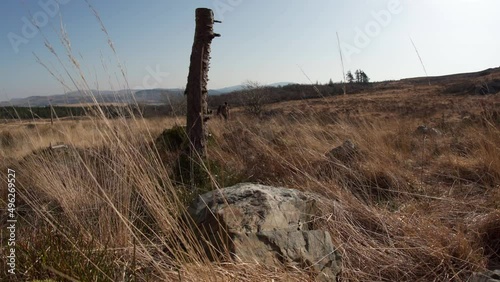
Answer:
[208,82,295,95]
[0,82,297,107]
[208,85,245,95]
[0,90,117,107]
[267,82,295,87]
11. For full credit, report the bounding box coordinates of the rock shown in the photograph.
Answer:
[471,269,500,282]
[415,125,442,136]
[326,140,358,162]
[188,183,341,280]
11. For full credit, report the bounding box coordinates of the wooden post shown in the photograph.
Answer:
[185,8,220,158]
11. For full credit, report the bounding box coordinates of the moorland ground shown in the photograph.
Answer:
[1,73,499,281]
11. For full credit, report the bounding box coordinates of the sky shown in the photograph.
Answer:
[0,0,499,100]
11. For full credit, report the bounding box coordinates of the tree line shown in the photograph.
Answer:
[346,70,370,84]
[328,69,370,86]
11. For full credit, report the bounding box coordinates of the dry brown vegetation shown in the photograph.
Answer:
[1,77,499,281]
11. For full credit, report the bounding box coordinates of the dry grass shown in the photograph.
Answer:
[1,85,499,281]
[1,3,499,279]
[0,116,182,159]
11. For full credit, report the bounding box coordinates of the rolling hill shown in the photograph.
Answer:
[0,82,295,107]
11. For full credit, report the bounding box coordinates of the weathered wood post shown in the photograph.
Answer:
[185,8,220,158]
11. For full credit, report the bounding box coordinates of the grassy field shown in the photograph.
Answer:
[1,78,500,281]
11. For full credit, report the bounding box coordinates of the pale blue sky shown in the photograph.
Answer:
[1,0,499,99]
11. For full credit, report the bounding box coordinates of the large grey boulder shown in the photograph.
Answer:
[188,183,341,281]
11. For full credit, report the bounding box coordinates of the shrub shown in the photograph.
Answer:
[155,125,188,152]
